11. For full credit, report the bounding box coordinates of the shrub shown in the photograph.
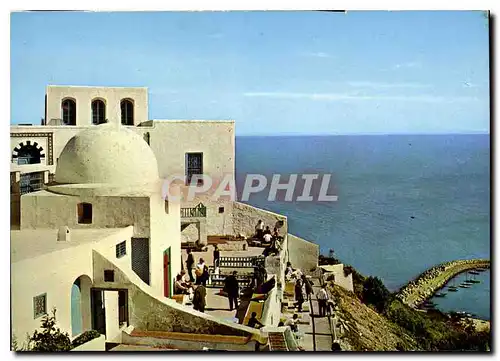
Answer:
[343,265,354,277]
[71,330,101,349]
[318,255,341,266]
[11,333,32,351]
[385,299,490,351]
[362,276,391,313]
[29,308,72,352]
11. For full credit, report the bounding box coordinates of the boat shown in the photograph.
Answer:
[421,301,436,309]
[448,277,459,291]
[459,284,471,288]
[469,271,480,275]
[462,273,475,285]
[434,292,447,298]
[468,272,481,284]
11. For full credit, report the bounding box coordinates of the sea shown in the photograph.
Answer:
[235,134,491,320]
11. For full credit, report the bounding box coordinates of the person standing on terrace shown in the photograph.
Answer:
[295,278,305,312]
[302,275,313,301]
[196,258,209,286]
[186,249,195,282]
[224,271,240,311]
[317,284,329,317]
[255,220,264,240]
[213,245,220,269]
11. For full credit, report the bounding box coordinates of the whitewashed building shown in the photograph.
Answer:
[10,85,319,349]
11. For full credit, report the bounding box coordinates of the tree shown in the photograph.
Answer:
[29,308,72,352]
[362,276,391,313]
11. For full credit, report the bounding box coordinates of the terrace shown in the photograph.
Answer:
[178,237,287,329]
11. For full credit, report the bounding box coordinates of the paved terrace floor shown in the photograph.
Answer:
[181,245,264,323]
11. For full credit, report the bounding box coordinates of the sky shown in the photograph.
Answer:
[10,11,490,135]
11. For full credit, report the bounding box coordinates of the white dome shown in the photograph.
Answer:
[55,124,159,185]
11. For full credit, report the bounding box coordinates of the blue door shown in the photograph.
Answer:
[71,281,82,336]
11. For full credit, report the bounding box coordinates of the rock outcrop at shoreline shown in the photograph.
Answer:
[395,259,490,308]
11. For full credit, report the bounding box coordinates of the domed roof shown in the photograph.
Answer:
[55,124,159,185]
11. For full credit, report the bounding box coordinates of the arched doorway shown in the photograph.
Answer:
[71,275,92,337]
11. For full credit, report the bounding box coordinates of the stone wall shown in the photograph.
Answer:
[232,202,287,238]
[181,223,200,243]
[122,328,257,351]
[287,234,319,275]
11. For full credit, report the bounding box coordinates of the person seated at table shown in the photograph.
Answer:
[273,227,280,238]
[285,314,299,333]
[247,312,264,329]
[174,274,190,295]
[263,226,271,236]
[263,232,272,245]
[180,270,193,287]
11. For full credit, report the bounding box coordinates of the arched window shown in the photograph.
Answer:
[61,98,76,125]
[121,99,134,125]
[92,99,106,125]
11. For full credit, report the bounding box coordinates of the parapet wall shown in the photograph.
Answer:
[287,234,319,275]
[260,286,281,328]
[232,202,287,238]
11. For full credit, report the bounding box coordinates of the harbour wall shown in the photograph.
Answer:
[395,259,490,308]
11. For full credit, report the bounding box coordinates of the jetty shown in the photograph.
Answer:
[395,259,490,308]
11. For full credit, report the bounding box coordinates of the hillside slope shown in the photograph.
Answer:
[329,285,418,351]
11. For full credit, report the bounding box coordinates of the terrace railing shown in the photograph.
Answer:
[180,203,207,218]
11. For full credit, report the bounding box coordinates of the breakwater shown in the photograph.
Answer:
[395,259,490,308]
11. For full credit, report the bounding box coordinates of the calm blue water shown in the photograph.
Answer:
[431,270,490,320]
[235,134,490,320]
